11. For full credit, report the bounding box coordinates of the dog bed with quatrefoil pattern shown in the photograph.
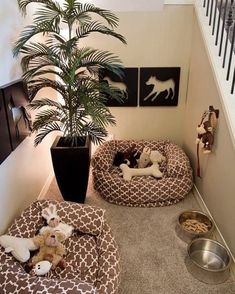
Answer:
[92,140,193,207]
[0,200,120,294]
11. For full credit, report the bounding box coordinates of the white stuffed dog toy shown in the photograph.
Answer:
[138,148,165,168]
[0,235,39,262]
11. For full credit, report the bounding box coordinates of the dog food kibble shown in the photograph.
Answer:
[182,219,209,233]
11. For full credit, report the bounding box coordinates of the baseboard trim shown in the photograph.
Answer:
[192,185,235,280]
[37,172,54,200]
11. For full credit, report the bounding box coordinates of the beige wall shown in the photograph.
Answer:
[0,2,23,84]
[0,1,54,234]
[183,19,235,257]
[85,5,194,145]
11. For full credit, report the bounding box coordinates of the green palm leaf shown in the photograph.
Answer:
[72,2,119,28]
[29,98,63,110]
[34,122,62,146]
[82,122,108,145]
[18,0,51,14]
[76,21,126,44]
[33,109,63,131]
[13,24,61,57]
[28,78,67,101]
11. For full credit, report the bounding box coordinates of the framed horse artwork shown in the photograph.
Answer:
[139,67,180,106]
[99,67,138,107]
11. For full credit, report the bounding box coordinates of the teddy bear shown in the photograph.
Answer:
[31,229,66,270]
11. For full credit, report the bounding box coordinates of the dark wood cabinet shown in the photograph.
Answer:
[0,90,12,164]
[0,80,32,164]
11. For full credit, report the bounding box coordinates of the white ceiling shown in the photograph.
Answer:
[76,0,164,11]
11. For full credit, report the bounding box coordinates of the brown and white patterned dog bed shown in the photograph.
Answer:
[0,200,120,294]
[92,140,193,207]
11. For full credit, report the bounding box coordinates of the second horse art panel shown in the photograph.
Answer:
[139,67,180,106]
[100,67,138,107]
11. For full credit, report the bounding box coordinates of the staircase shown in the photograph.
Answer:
[195,0,235,146]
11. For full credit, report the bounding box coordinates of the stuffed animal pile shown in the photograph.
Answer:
[115,145,166,181]
[0,204,72,276]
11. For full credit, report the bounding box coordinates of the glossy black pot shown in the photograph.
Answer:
[51,136,91,203]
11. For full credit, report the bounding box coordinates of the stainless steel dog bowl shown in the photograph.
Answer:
[176,210,214,243]
[186,238,231,284]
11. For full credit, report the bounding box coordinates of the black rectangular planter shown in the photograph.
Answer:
[51,136,91,203]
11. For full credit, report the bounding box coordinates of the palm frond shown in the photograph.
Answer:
[17,0,51,14]
[23,67,65,83]
[19,43,69,81]
[28,78,67,101]
[29,98,63,110]
[46,36,78,56]
[13,25,59,56]
[98,79,125,103]
[73,2,120,28]
[82,122,108,145]
[34,122,62,146]
[70,47,124,78]
[27,69,65,84]
[33,109,63,131]
[33,7,61,32]
[76,21,126,44]
[87,105,116,128]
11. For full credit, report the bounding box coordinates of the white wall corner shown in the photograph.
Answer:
[37,171,54,200]
[192,185,235,280]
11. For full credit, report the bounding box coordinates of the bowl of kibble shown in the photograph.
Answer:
[176,210,214,243]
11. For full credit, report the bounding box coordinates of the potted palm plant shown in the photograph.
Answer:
[14,0,126,203]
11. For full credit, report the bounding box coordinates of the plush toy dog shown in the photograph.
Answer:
[138,148,166,168]
[149,150,166,164]
[0,235,38,263]
[113,144,140,168]
[31,229,66,270]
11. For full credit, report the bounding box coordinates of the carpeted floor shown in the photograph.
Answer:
[44,177,235,294]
